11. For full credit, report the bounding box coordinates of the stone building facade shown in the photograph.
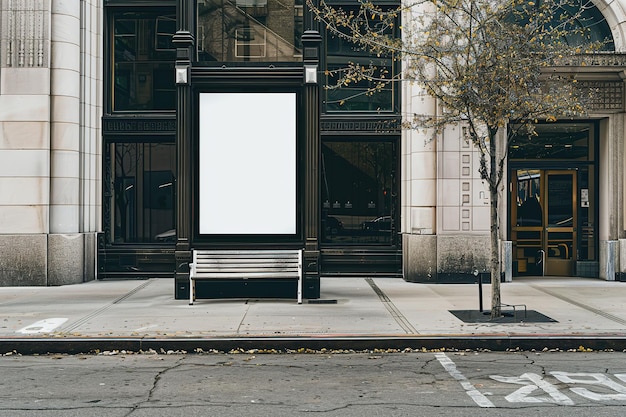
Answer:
[0,1,101,285]
[1,0,626,289]
[402,2,626,282]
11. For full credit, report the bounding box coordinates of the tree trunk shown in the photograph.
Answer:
[489,131,501,319]
[490,183,501,319]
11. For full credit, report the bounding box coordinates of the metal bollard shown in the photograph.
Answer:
[474,269,483,313]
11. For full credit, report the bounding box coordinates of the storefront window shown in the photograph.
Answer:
[323,5,397,112]
[197,0,303,62]
[112,142,176,243]
[321,141,396,244]
[112,10,176,111]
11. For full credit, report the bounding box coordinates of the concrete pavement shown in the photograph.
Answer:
[1,277,626,354]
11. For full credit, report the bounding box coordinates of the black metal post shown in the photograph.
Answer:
[173,0,194,299]
[478,274,484,313]
[474,270,483,313]
[301,29,322,299]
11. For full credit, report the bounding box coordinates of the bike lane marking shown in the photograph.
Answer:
[435,352,495,408]
[551,372,626,401]
[489,371,626,404]
[490,373,574,404]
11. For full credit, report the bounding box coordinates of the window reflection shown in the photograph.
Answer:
[321,141,395,244]
[516,170,542,227]
[324,5,396,112]
[113,142,176,243]
[197,0,303,62]
[112,10,176,111]
[547,174,574,227]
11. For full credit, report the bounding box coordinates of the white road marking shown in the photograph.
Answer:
[552,372,626,401]
[490,372,626,404]
[491,373,574,405]
[17,318,68,334]
[615,374,626,384]
[435,352,495,408]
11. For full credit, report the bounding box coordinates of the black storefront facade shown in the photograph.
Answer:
[100,0,403,300]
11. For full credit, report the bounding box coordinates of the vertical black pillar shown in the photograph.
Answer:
[173,1,194,299]
[302,30,322,298]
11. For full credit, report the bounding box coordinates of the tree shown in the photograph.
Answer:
[308,0,608,318]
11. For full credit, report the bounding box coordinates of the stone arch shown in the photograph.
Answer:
[591,0,626,51]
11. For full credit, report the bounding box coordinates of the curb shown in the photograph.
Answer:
[2,335,626,355]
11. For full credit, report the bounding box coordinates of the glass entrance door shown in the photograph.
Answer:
[545,171,576,275]
[512,170,577,276]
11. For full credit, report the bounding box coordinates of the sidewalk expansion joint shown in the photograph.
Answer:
[530,284,626,326]
[365,278,418,334]
[60,279,156,333]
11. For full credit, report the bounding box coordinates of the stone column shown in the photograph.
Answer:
[78,0,103,281]
[50,0,81,234]
[48,0,100,285]
[0,0,51,285]
[402,84,438,282]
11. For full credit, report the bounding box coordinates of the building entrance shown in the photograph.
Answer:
[509,121,598,278]
[512,169,578,276]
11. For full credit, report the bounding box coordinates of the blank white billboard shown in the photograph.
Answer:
[199,92,297,235]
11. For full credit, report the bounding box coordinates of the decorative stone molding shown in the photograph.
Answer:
[547,54,626,111]
[550,53,626,67]
[578,80,624,111]
[0,0,49,68]
[321,118,401,133]
[103,117,177,135]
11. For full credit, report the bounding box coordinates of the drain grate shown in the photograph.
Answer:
[308,299,338,304]
[450,309,557,323]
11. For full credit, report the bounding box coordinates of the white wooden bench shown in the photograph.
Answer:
[189,249,303,305]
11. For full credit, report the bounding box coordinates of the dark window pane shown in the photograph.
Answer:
[547,174,574,227]
[325,62,394,112]
[112,11,176,111]
[516,170,542,227]
[113,143,176,243]
[321,141,395,244]
[323,5,397,113]
[512,2,614,51]
[509,123,592,160]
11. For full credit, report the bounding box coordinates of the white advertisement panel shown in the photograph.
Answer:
[199,92,297,234]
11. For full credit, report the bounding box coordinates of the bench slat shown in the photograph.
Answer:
[194,265,299,272]
[195,264,299,270]
[191,272,300,279]
[196,255,298,260]
[193,265,300,272]
[194,259,299,264]
[195,251,300,257]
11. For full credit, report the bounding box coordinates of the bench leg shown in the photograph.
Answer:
[189,277,194,305]
[297,251,303,304]
[297,276,302,304]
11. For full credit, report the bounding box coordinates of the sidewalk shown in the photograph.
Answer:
[1,277,626,354]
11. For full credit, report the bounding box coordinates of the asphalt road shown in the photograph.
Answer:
[1,350,626,416]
